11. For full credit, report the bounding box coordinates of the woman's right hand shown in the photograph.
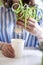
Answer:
[1,44,15,58]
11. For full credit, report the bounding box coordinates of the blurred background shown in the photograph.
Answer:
[35,0,43,9]
[0,0,43,9]
[0,0,2,6]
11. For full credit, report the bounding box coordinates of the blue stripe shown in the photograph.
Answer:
[2,7,7,42]
[33,37,37,47]
[20,30,23,39]
[4,8,8,42]
[1,7,5,42]
[8,9,11,25]
[24,31,27,46]
[0,7,1,32]
[11,11,16,39]
[26,33,30,47]
[11,10,16,27]
[21,33,23,39]
[29,35,33,47]
[7,9,12,42]
[13,31,15,38]
[17,34,19,38]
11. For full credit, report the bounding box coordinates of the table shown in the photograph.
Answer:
[0,48,42,65]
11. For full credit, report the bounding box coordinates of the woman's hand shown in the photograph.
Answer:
[17,18,43,38]
[1,44,15,58]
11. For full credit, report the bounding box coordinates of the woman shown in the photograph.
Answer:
[0,0,43,58]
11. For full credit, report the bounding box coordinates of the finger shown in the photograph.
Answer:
[17,19,25,23]
[7,46,15,57]
[28,21,35,28]
[5,48,15,58]
[2,51,14,58]
[16,20,25,28]
[17,20,34,30]
[2,45,15,58]
[2,45,7,52]
[7,49,15,58]
[28,18,36,23]
[8,44,14,53]
[2,49,11,58]
[2,51,7,57]
[17,20,29,28]
[17,20,34,32]
[17,20,35,28]
[27,25,34,32]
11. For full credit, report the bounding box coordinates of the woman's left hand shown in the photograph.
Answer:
[17,18,43,38]
[2,44,15,58]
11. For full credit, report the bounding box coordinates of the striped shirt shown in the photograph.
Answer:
[0,6,43,48]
